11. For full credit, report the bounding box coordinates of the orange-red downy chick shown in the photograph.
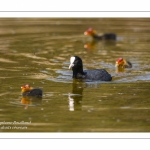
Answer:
[21,84,42,97]
[115,58,132,68]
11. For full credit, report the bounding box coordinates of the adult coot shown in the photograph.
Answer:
[21,84,43,97]
[69,56,112,81]
[84,28,116,41]
[115,58,132,68]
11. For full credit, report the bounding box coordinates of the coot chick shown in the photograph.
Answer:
[69,56,112,81]
[84,28,116,41]
[115,58,132,68]
[21,84,43,97]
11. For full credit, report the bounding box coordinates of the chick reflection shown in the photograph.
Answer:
[68,81,84,111]
[21,96,42,109]
[84,39,116,52]
[84,40,97,50]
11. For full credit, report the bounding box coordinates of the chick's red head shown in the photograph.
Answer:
[115,58,125,67]
[84,28,97,36]
[21,84,32,92]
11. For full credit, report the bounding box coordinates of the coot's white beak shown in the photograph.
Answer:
[69,56,75,69]
[69,63,74,69]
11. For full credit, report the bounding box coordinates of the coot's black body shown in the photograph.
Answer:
[69,56,112,81]
[22,88,43,97]
[82,69,112,81]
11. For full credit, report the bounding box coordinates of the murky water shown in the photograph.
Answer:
[0,18,150,132]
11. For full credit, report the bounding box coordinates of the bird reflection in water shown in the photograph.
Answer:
[21,96,42,109]
[68,80,85,111]
[84,40,97,50]
[84,40,117,53]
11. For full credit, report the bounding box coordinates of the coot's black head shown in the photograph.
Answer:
[69,56,82,69]
[69,56,85,78]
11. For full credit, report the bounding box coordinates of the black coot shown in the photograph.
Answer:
[69,56,112,81]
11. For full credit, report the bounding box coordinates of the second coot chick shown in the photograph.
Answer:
[21,84,43,97]
[69,56,112,81]
[84,28,116,41]
[115,58,132,68]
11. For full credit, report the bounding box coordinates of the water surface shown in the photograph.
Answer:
[0,18,150,132]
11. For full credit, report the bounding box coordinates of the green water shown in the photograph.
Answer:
[0,18,150,132]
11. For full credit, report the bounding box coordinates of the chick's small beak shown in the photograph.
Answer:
[84,31,88,35]
[69,63,74,69]
[115,61,119,67]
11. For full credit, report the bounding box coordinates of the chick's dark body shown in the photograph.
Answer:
[22,88,43,97]
[93,33,116,41]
